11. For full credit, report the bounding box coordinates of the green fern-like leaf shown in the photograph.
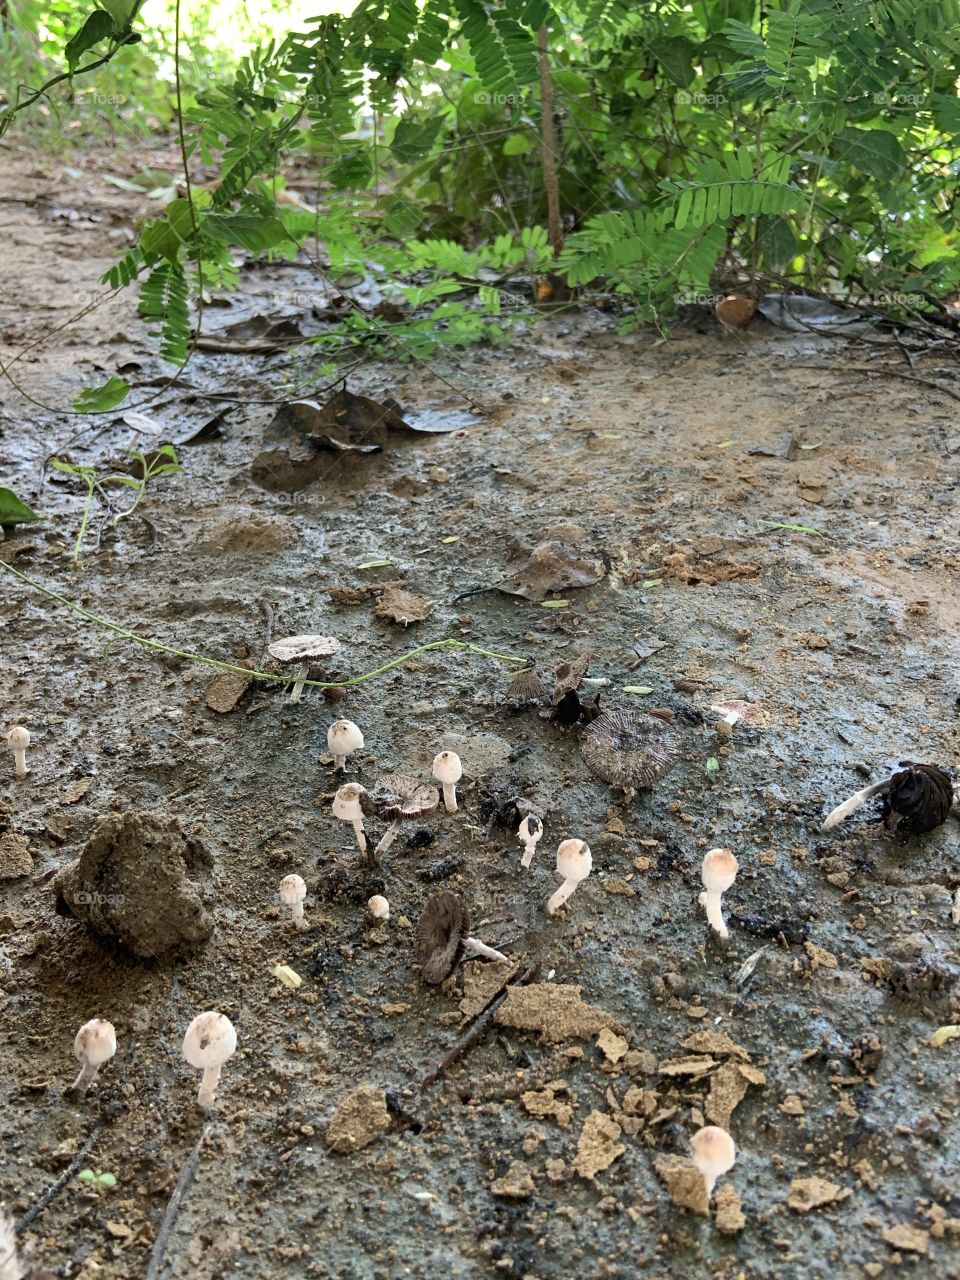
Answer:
[662,153,803,230]
[139,261,190,365]
[102,247,144,289]
[454,0,538,93]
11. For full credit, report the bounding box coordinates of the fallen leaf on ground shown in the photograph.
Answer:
[496,522,607,600]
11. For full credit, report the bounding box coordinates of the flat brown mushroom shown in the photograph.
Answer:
[366,773,439,857]
[416,890,512,985]
[580,709,678,802]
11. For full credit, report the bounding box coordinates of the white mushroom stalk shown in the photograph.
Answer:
[462,936,511,964]
[432,751,463,812]
[332,783,368,854]
[328,719,364,772]
[279,874,308,930]
[699,848,738,940]
[822,780,890,830]
[374,819,402,857]
[691,1125,736,1200]
[6,726,30,778]
[547,839,593,915]
[518,814,543,868]
[183,1011,237,1110]
[72,1018,117,1094]
[367,894,390,921]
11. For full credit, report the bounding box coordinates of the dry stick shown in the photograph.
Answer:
[144,1125,210,1280]
[537,25,563,260]
[790,363,960,403]
[420,961,540,1092]
[15,1124,103,1233]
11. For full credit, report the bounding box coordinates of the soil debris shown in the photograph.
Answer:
[205,669,254,713]
[53,810,214,957]
[374,585,433,626]
[596,1028,629,1063]
[491,1161,536,1199]
[882,1224,929,1254]
[521,1084,575,1127]
[787,1176,851,1212]
[494,983,618,1043]
[573,1111,624,1180]
[714,1183,746,1233]
[325,1086,391,1154]
[654,1154,709,1214]
[0,831,33,879]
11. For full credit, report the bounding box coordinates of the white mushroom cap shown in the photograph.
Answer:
[182,1011,237,1070]
[432,751,463,785]
[268,634,341,665]
[328,719,364,756]
[6,726,30,750]
[518,814,542,842]
[556,838,592,883]
[279,874,307,909]
[332,782,367,821]
[691,1125,736,1182]
[367,894,390,920]
[74,1018,117,1068]
[702,848,738,893]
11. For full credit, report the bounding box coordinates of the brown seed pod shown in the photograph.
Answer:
[416,890,469,985]
[580,709,679,799]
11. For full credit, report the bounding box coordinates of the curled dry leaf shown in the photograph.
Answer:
[496,522,608,600]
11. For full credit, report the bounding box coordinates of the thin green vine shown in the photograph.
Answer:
[0,561,525,689]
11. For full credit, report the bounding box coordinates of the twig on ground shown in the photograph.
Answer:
[144,1126,210,1280]
[15,1125,103,1233]
[790,363,960,403]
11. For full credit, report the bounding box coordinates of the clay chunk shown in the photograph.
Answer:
[326,1086,391,1154]
[53,810,213,957]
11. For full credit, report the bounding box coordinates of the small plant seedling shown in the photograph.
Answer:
[77,1168,118,1193]
[50,444,182,566]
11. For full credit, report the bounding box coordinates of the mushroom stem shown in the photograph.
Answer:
[699,888,728,939]
[374,819,401,858]
[822,780,890,830]
[288,661,310,704]
[198,1063,223,1109]
[333,753,346,771]
[72,1061,101,1093]
[547,879,577,915]
[290,900,307,930]
[520,843,536,869]
[441,781,458,813]
[351,818,367,854]
[13,748,27,777]
[463,936,511,965]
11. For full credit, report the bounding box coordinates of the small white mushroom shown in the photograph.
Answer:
[518,814,543,868]
[6,726,30,778]
[72,1018,117,1094]
[546,838,592,915]
[182,1011,237,1110]
[332,783,368,854]
[691,1125,736,1199]
[698,848,738,939]
[327,719,364,771]
[462,936,511,964]
[267,634,340,703]
[279,874,308,930]
[432,751,463,812]
[367,894,390,921]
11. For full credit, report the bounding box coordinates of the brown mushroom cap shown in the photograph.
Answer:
[580,709,678,789]
[267,634,341,666]
[416,890,469,984]
[505,669,548,705]
[364,773,440,820]
[883,762,953,835]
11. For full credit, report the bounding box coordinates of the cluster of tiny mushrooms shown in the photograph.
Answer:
[3,650,955,1185]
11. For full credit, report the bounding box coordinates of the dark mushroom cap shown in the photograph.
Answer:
[883,762,953,835]
[580,709,679,789]
[505,668,548,705]
[552,652,591,702]
[267,634,341,666]
[416,890,469,984]
[364,773,439,820]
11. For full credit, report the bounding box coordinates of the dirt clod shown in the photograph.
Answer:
[573,1111,624,1180]
[491,1161,536,1198]
[52,810,214,957]
[494,983,618,1042]
[787,1176,851,1213]
[325,1086,391,1154]
[654,1154,709,1214]
[714,1183,746,1233]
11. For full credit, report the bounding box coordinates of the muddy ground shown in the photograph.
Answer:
[1,140,959,1280]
